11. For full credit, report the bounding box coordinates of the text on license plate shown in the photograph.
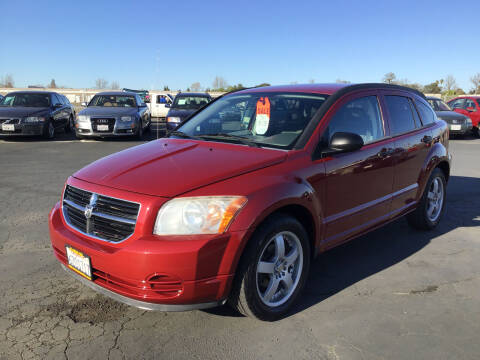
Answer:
[66,245,92,280]
[1,124,15,131]
[97,124,109,131]
[450,125,461,131]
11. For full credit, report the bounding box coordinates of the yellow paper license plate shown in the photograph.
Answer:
[65,245,92,280]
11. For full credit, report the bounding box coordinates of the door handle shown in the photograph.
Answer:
[421,135,433,144]
[377,148,394,158]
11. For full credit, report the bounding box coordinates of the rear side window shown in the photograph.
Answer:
[384,96,416,135]
[465,99,477,110]
[415,101,436,125]
[323,96,384,144]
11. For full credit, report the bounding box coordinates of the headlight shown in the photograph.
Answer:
[120,116,134,122]
[77,115,90,122]
[167,117,181,123]
[153,196,247,235]
[23,116,46,123]
[465,117,472,125]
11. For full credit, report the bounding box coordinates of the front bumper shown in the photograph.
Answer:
[448,123,473,135]
[49,185,246,309]
[0,123,44,136]
[76,118,139,137]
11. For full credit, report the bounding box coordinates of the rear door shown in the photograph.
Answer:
[382,91,433,214]
[316,91,395,247]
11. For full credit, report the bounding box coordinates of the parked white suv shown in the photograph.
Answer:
[148,93,174,119]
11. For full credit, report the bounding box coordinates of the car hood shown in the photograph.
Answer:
[0,107,49,118]
[435,110,468,122]
[80,107,137,117]
[73,138,287,197]
[167,108,197,119]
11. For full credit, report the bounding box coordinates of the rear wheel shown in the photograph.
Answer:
[228,214,310,321]
[407,168,446,230]
[473,127,480,138]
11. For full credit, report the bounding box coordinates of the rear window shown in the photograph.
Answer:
[384,96,416,135]
[415,101,436,125]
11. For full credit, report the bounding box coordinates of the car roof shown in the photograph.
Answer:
[95,91,137,96]
[176,92,211,97]
[6,91,56,95]
[234,83,425,98]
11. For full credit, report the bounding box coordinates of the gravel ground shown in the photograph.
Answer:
[0,129,479,360]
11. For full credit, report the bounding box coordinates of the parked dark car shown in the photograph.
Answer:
[447,96,480,137]
[58,94,76,132]
[426,97,472,137]
[0,94,4,102]
[0,91,75,139]
[75,91,151,139]
[49,83,450,320]
[166,92,212,130]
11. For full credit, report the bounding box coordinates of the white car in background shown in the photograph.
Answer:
[148,93,174,119]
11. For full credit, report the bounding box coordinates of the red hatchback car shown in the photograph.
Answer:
[49,83,450,320]
[447,96,480,137]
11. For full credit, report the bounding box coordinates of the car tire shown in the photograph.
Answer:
[145,116,152,132]
[43,120,55,140]
[75,132,84,140]
[473,127,480,138]
[65,116,74,133]
[228,214,311,321]
[407,168,446,230]
[136,122,143,140]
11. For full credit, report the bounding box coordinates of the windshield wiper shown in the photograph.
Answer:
[199,133,259,147]
[168,130,201,140]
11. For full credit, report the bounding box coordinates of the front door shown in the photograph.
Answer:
[316,92,395,247]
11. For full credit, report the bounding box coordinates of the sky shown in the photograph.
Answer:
[1,0,479,91]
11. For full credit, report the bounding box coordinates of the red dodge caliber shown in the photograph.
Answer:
[49,84,451,320]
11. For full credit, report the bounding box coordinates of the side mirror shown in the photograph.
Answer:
[144,97,150,103]
[165,103,171,108]
[54,103,62,108]
[81,102,88,107]
[325,132,364,155]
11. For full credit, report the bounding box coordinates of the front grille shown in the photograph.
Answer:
[62,185,140,242]
[91,118,115,132]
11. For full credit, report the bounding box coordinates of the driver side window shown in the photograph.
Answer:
[321,96,384,147]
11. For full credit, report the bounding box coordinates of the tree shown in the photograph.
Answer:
[470,73,480,94]
[443,75,457,92]
[163,86,170,91]
[110,81,120,90]
[95,78,108,89]
[309,79,315,84]
[423,80,443,94]
[212,76,227,90]
[335,79,351,84]
[254,83,270,87]
[0,74,14,88]
[382,72,396,84]
[186,87,191,91]
[190,82,202,91]
[48,79,57,88]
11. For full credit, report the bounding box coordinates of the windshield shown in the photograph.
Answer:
[0,93,51,107]
[89,95,137,107]
[175,92,328,149]
[428,99,451,111]
[172,96,210,110]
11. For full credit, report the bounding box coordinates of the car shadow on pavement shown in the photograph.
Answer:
[206,175,480,319]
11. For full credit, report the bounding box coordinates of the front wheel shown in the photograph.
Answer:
[65,116,74,133]
[228,214,311,321]
[135,122,143,140]
[43,120,55,139]
[407,168,446,230]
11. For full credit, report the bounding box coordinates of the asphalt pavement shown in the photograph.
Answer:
[0,128,479,360]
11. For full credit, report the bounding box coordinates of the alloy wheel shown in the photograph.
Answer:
[426,177,444,222]
[256,231,303,307]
